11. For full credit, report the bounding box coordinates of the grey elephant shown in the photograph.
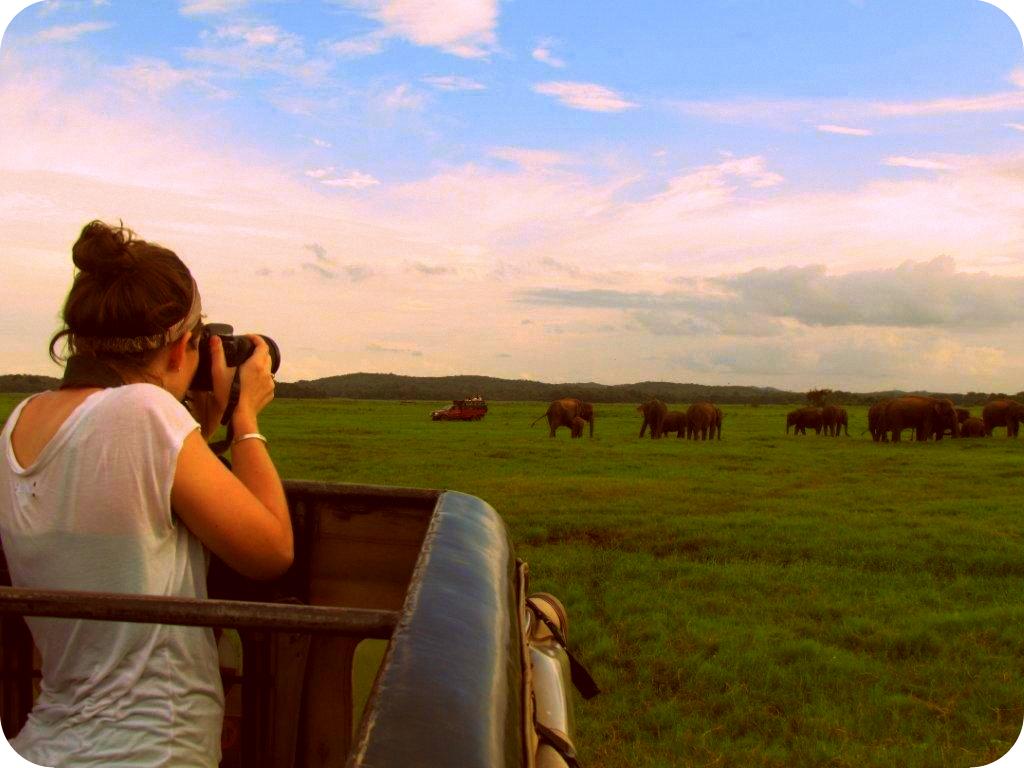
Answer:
[982,399,1024,437]
[637,399,669,438]
[532,397,595,438]
[884,396,959,442]
[570,416,586,438]
[686,402,717,440]
[821,405,849,437]
[786,407,822,435]
[659,411,689,438]
[959,417,987,438]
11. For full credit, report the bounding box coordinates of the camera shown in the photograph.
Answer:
[190,323,281,391]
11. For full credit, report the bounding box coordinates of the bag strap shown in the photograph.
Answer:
[526,597,601,700]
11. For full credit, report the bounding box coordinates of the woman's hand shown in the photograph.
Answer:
[231,335,275,433]
[188,335,234,439]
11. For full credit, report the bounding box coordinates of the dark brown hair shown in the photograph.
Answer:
[50,221,198,372]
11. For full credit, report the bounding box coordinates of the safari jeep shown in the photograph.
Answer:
[0,481,594,767]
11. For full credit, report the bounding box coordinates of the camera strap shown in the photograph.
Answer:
[207,370,242,456]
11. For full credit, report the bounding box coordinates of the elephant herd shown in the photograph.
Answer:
[637,399,722,440]
[530,397,723,440]
[531,396,1024,442]
[788,397,1024,442]
[786,405,849,436]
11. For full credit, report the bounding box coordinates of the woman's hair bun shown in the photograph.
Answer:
[71,220,140,276]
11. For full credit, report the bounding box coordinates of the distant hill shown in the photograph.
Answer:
[1,372,1017,406]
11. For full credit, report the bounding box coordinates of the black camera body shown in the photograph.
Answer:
[190,323,281,391]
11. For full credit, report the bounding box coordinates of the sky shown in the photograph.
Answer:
[0,0,1023,393]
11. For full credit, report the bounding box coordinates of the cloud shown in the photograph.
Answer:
[421,75,485,91]
[337,0,500,59]
[668,88,1024,128]
[35,21,113,42]
[533,81,638,112]
[411,261,453,275]
[870,91,1024,116]
[1005,122,1024,132]
[305,243,333,263]
[377,83,425,111]
[311,137,332,148]
[367,343,423,357]
[883,156,954,171]
[111,57,229,99]
[36,0,110,15]
[326,32,388,58]
[517,257,1024,334]
[816,124,873,136]
[1008,67,1024,88]
[184,22,331,85]
[532,38,565,68]
[489,147,572,169]
[179,0,249,14]
[342,265,372,282]
[302,262,336,279]
[320,170,381,189]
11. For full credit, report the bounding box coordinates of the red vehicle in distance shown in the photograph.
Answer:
[431,396,488,421]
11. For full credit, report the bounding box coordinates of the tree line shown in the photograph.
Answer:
[1,373,1018,406]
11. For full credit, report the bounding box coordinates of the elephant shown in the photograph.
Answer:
[959,417,987,438]
[883,396,959,442]
[821,405,849,437]
[570,416,586,438]
[786,407,822,435]
[710,406,723,440]
[659,411,689,438]
[532,397,595,438]
[956,408,971,425]
[868,400,891,442]
[686,402,717,440]
[637,399,669,439]
[982,399,1024,437]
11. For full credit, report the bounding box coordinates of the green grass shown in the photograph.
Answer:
[3,395,1022,767]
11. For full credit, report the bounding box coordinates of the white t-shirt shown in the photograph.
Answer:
[0,384,223,767]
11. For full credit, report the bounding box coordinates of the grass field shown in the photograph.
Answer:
[3,394,1023,767]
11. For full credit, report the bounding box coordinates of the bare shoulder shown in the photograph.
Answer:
[11,388,102,467]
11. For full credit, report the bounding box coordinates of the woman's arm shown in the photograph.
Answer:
[171,336,292,581]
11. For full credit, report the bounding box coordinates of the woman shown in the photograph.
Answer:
[0,221,293,766]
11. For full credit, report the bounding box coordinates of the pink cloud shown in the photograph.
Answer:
[532,81,637,112]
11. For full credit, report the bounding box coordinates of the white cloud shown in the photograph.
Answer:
[1006,122,1024,132]
[213,23,294,48]
[816,124,873,136]
[340,0,500,59]
[305,167,336,179]
[321,171,380,189]
[421,75,485,91]
[179,0,250,14]
[111,57,229,99]
[326,32,387,58]
[669,89,1024,127]
[35,21,112,42]
[489,147,572,169]
[377,83,425,111]
[184,23,331,85]
[533,81,638,112]
[312,138,332,148]
[1009,67,1024,88]
[870,91,1024,116]
[532,38,565,68]
[883,156,954,171]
